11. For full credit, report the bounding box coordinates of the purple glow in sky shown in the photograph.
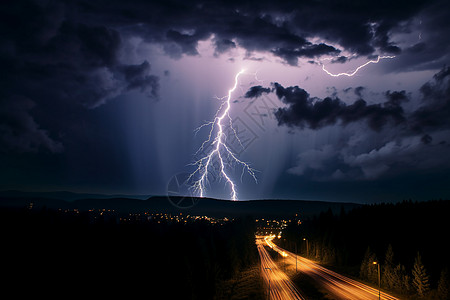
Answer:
[1,0,450,203]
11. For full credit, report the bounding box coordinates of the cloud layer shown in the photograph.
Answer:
[1,0,449,200]
[245,66,450,180]
[273,84,407,131]
[247,66,450,135]
[1,0,449,153]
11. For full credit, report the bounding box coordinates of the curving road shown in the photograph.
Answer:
[257,237,306,300]
[263,235,400,300]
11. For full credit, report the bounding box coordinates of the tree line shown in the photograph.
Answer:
[277,200,450,299]
[1,206,259,299]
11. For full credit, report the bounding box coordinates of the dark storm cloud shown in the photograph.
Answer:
[331,56,349,64]
[271,43,340,66]
[274,67,450,183]
[164,29,210,58]
[421,134,432,144]
[0,96,63,153]
[344,86,366,98]
[270,83,407,131]
[287,0,427,55]
[354,87,366,98]
[245,66,449,135]
[244,86,272,99]
[209,15,340,65]
[82,1,339,65]
[117,61,160,98]
[247,65,450,137]
[411,66,450,132]
[213,38,237,56]
[382,1,450,72]
[369,21,402,55]
[0,0,159,152]
[0,14,160,108]
[1,0,448,153]
[64,0,445,64]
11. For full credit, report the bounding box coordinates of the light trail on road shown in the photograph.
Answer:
[263,236,400,300]
[257,238,306,300]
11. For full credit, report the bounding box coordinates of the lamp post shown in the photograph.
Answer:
[264,267,271,300]
[373,261,381,300]
[303,238,309,258]
[295,243,298,272]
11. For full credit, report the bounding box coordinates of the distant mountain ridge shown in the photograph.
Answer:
[0,192,361,218]
[0,190,149,201]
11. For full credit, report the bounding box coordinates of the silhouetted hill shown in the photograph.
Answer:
[0,194,360,218]
[0,190,149,201]
[168,197,360,218]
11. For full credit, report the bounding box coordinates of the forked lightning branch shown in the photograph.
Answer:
[187,55,395,200]
[321,55,395,77]
[188,70,258,201]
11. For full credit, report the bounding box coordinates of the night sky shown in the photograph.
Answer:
[1,0,450,203]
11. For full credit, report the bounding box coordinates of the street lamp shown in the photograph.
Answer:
[303,238,309,258]
[264,267,271,300]
[373,261,381,300]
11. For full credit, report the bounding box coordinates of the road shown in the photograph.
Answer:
[257,238,306,300]
[262,235,400,300]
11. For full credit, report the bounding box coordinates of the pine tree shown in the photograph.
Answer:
[402,272,412,295]
[360,247,371,280]
[437,268,450,300]
[382,244,395,290]
[392,263,411,294]
[385,244,394,266]
[359,247,377,283]
[412,252,430,298]
[367,252,378,284]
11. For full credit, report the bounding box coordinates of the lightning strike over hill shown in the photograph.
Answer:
[322,55,395,77]
[188,70,257,201]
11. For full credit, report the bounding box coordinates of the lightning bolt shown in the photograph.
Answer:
[322,55,395,77]
[189,69,257,201]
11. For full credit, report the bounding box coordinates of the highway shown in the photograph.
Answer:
[257,238,306,300]
[262,235,400,300]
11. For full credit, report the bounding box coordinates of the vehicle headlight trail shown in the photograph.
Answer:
[322,55,395,77]
[188,69,257,201]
